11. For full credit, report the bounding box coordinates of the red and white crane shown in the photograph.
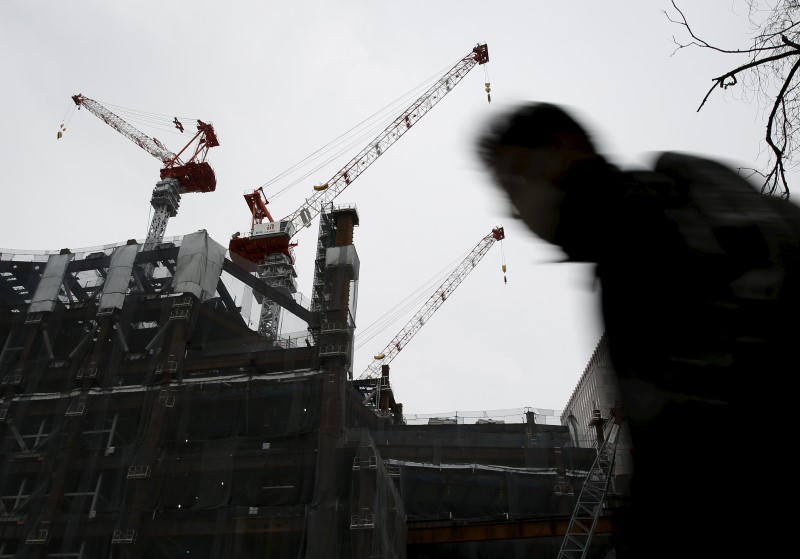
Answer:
[358,226,505,381]
[229,43,489,265]
[71,94,220,254]
[228,43,490,338]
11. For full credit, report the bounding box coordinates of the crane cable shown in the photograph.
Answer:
[254,56,465,204]
[355,265,452,344]
[260,98,415,194]
[355,235,488,349]
[65,98,199,141]
[263,62,455,202]
[93,100,198,136]
[500,237,507,284]
[57,104,78,139]
[265,114,400,203]
[355,229,506,368]
[354,243,476,350]
[483,63,492,103]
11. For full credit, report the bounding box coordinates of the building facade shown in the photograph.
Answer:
[561,333,633,497]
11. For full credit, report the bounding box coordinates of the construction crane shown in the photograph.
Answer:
[71,94,220,258]
[228,43,490,339]
[358,226,505,381]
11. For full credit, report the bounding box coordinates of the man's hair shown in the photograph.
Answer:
[476,102,596,169]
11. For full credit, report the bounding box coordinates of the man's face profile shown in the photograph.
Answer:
[491,144,589,244]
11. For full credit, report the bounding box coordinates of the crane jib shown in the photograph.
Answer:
[359,225,503,381]
[274,43,490,238]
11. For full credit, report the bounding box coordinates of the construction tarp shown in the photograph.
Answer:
[99,243,139,311]
[325,246,360,280]
[173,230,226,301]
[28,252,72,313]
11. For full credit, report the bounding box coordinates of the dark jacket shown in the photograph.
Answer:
[561,152,800,558]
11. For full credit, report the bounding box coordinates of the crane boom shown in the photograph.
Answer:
[281,43,490,234]
[358,226,504,380]
[72,94,176,164]
[229,43,489,267]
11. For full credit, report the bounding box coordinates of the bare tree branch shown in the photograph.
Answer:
[698,48,800,112]
[668,0,800,197]
[665,1,780,55]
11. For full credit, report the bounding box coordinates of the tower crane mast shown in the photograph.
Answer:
[229,43,489,340]
[358,226,504,381]
[71,94,220,257]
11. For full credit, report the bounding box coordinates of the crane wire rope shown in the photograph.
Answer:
[259,98,415,195]
[93,100,198,126]
[249,56,464,205]
[263,76,450,203]
[87,99,200,140]
[58,104,79,138]
[61,104,77,128]
[354,244,475,350]
[354,264,463,350]
[499,235,507,283]
[265,115,400,203]
[483,62,491,103]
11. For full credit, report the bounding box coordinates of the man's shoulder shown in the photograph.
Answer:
[653,151,800,228]
[607,151,800,264]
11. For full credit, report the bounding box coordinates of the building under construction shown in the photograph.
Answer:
[1,42,629,558]
[0,208,626,558]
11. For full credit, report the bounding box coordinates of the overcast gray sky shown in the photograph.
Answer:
[1,1,790,417]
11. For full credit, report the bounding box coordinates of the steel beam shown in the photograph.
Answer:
[406,516,617,545]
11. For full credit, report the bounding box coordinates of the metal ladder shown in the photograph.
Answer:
[556,417,620,559]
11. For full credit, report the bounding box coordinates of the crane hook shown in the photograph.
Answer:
[500,238,507,284]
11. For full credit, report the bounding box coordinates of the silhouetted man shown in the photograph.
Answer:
[477,102,800,558]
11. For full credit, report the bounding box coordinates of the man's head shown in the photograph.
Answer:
[477,103,599,244]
